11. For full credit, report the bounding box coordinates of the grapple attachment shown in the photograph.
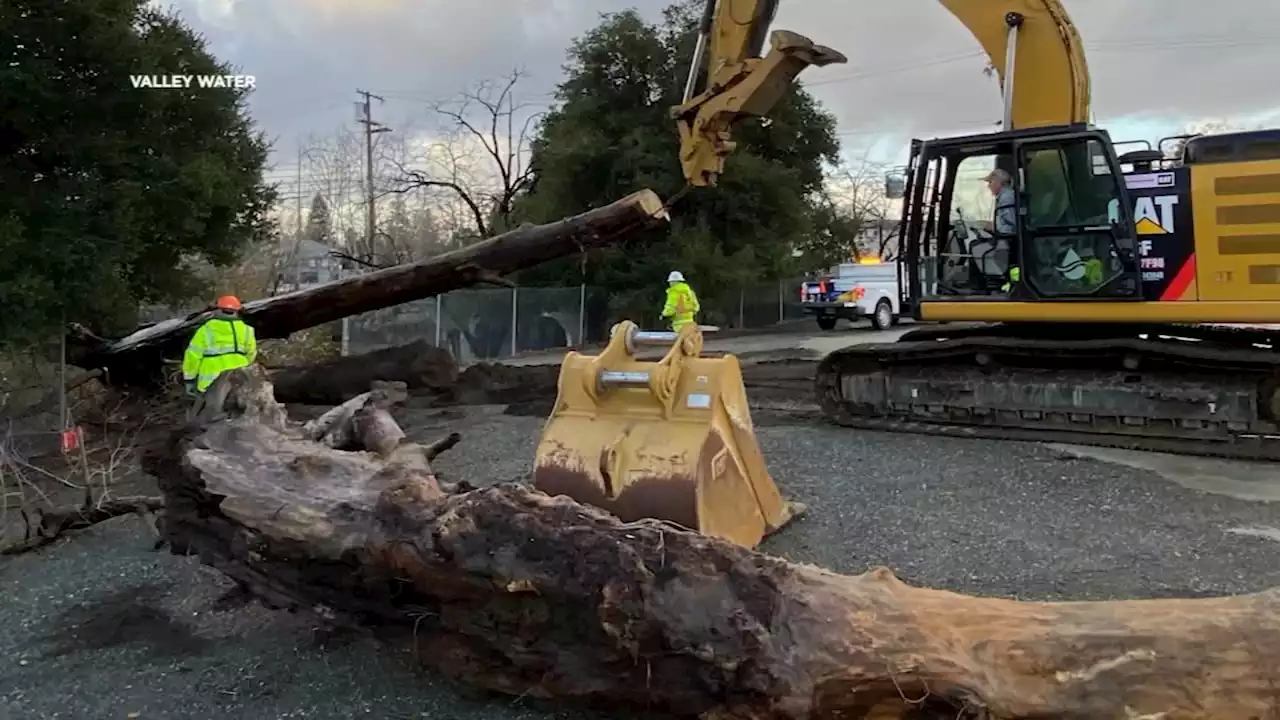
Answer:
[532,320,803,549]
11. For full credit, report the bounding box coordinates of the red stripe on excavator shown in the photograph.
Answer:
[1160,254,1196,301]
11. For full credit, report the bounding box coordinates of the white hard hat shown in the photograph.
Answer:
[667,271,684,283]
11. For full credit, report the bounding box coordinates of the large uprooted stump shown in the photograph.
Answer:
[75,189,669,384]
[146,366,1280,719]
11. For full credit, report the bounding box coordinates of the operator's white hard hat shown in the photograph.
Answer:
[667,270,684,283]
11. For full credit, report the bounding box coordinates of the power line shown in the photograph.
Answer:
[836,118,998,138]
[805,50,987,87]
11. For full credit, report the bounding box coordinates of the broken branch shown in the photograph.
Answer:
[422,432,461,460]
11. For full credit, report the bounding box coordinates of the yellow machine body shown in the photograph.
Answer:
[532,321,801,549]
[920,155,1280,322]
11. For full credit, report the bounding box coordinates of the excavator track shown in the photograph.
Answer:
[816,323,1280,461]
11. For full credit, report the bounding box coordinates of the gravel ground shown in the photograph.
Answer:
[4,408,1280,718]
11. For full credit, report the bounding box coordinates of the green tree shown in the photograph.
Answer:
[513,1,841,323]
[306,193,334,246]
[0,0,276,344]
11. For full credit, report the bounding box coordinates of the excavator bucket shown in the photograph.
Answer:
[532,320,804,549]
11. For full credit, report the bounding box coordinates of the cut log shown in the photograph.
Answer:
[146,366,1280,720]
[276,344,813,415]
[280,349,565,409]
[271,341,456,405]
[350,407,405,457]
[75,189,669,383]
[301,380,409,450]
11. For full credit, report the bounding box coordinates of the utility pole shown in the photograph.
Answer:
[295,145,303,236]
[356,90,391,264]
[290,145,306,293]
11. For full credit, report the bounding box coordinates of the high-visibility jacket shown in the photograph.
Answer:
[182,316,257,392]
[662,281,700,330]
[1000,258,1103,293]
[1001,265,1021,293]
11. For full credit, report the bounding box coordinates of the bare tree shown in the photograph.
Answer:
[357,133,450,266]
[304,129,366,251]
[265,128,386,275]
[223,228,287,300]
[1164,118,1255,159]
[273,71,543,276]
[831,157,900,260]
[389,69,543,242]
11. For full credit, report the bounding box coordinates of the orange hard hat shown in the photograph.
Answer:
[214,295,242,311]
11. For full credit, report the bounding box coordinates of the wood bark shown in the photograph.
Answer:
[270,341,457,405]
[145,366,1280,720]
[74,189,669,383]
[300,380,409,451]
[270,343,564,408]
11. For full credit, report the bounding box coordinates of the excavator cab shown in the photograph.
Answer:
[892,124,1142,317]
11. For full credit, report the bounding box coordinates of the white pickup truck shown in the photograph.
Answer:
[799,261,901,331]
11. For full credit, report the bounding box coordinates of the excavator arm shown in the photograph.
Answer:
[670,0,847,187]
[672,0,1092,187]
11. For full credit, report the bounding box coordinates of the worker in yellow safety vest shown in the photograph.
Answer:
[183,295,257,401]
[661,271,700,331]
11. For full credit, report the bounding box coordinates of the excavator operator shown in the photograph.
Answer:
[662,271,701,331]
[986,168,1023,294]
[986,168,1017,235]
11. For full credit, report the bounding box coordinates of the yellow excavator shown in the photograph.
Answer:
[529,0,1279,550]
[671,0,1280,460]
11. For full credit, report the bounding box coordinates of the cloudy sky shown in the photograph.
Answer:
[174,0,1280,177]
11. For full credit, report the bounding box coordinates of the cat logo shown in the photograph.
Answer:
[1134,195,1178,235]
[1107,193,1179,234]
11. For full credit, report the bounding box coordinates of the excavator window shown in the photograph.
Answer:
[1014,136,1136,299]
[900,130,1140,308]
[934,153,1014,297]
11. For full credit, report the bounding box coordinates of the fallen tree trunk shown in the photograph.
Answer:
[271,341,456,405]
[146,366,1280,719]
[76,189,669,383]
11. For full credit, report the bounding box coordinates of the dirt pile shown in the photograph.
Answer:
[452,363,561,414]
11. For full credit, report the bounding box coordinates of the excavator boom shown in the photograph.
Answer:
[672,0,1091,186]
[939,0,1089,129]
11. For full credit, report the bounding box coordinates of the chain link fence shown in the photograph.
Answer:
[699,276,812,329]
[343,286,611,364]
[342,276,815,364]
